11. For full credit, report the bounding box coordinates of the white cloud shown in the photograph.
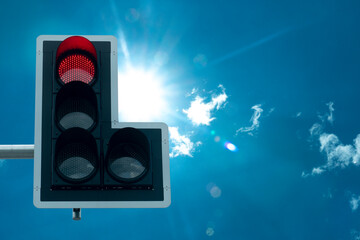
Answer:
[309,123,323,136]
[317,101,335,124]
[326,102,335,124]
[304,133,360,176]
[183,85,228,126]
[301,166,325,178]
[296,112,302,118]
[311,167,325,175]
[303,101,360,176]
[320,133,355,169]
[169,127,200,158]
[185,88,198,97]
[353,135,360,165]
[236,104,263,136]
[0,159,4,167]
[350,195,360,211]
[351,230,360,240]
[309,102,335,138]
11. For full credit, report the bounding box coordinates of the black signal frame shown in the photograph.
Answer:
[34,35,171,208]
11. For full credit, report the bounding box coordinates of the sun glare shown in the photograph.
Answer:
[118,66,167,122]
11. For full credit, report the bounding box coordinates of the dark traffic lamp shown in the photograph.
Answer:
[34,35,170,209]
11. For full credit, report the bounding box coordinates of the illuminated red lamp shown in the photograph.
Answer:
[56,36,97,85]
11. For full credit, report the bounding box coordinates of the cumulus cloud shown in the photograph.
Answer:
[350,195,360,211]
[320,133,355,168]
[183,85,228,126]
[304,101,360,176]
[304,133,360,176]
[236,104,263,136]
[305,102,360,175]
[169,127,201,158]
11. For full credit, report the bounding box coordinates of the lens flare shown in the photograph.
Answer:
[224,142,237,152]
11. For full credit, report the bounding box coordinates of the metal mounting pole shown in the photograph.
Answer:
[0,145,34,159]
[1,145,83,220]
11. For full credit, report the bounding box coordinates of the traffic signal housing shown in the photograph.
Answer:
[34,35,170,208]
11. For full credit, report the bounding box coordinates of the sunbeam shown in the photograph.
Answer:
[210,27,295,66]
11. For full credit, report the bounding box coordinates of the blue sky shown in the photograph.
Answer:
[1,0,360,239]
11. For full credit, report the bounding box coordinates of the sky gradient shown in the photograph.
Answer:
[0,0,360,239]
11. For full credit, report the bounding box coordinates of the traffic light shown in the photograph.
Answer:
[34,35,170,209]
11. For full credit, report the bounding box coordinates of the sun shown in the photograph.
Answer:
[118,66,168,122]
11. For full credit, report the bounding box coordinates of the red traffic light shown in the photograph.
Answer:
[56,36,97,85]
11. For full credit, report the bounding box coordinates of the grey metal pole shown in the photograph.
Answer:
[0,145,34,159]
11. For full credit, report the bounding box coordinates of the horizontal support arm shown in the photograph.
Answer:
[0,145,34,159]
